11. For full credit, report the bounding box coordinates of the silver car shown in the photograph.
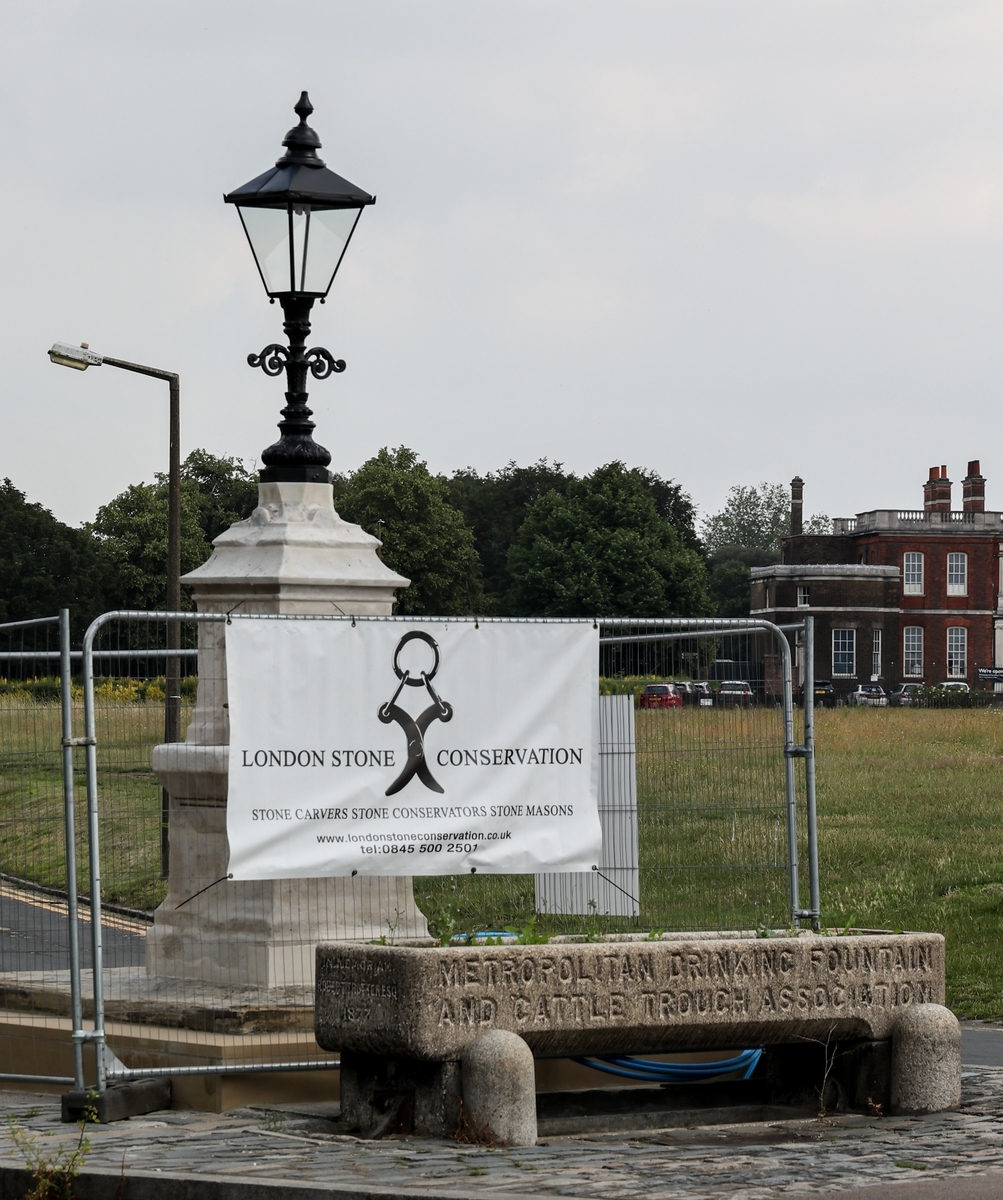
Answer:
[850,684,888,707]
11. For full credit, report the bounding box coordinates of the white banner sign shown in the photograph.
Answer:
[225,619,600,879]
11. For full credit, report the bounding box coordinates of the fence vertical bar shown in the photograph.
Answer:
[81,620,107,1091]
[58,609,85,1091]
[778,626,801,929]
[803,614,820,927]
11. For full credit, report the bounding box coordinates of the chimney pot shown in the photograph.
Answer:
[924,463,952,514]
[963,459,986,513]
[790,476,804,537]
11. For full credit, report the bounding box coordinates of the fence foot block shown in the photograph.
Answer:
[61,1079,172,1124]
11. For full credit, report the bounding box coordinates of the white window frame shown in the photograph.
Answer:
[871,629,882,678]
[903,551,924,595]
[903,626,924,678]
[797,586,810,608]
[832,628,856,678]
[947,627,967,678]
[947,552,968,597]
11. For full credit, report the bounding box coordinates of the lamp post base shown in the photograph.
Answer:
[150,480,419,987]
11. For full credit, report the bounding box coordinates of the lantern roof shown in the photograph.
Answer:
[224,93,375,211]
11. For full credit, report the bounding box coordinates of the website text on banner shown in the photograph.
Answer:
[225,619,600,879]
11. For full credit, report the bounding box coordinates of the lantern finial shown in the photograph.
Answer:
[276,91,325,169]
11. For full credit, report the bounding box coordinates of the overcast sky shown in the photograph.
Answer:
[3,1,1003,530]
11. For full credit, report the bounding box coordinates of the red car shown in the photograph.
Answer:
[638,683,683,709]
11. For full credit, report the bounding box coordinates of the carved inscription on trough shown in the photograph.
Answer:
[315,935,945,1059]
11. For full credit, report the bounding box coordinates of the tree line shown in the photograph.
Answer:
[0,450,827,635]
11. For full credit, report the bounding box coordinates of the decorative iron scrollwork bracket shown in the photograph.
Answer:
[247,345,288,376]
[305,348,346,379]
[247,344,346,379]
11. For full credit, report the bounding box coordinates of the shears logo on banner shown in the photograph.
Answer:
[378,631,453,796]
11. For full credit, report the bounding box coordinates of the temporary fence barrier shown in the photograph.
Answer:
[0,612,82,1088]
[0,609,819,1095]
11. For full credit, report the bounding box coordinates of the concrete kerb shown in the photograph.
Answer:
[0,1166,537,1200]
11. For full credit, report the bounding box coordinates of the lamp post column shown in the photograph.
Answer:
[164,372,181,874]
[102,357,181,876]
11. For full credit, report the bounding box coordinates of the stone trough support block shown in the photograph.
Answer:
[891,1003,961,1115]
[461,1030,537,1146]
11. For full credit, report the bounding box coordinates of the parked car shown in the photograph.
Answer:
[849,684,888,707]
[888,682,923,707]
[716,680,755,707]
[803,679,836,708]
[939,681,970,693]
[673,681,714,707]
[638,683,683,709]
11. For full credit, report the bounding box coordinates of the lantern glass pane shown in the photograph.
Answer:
[300,207,360,294]
[239,206,293,294]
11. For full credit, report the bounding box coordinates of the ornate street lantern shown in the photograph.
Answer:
[225,93,375,482]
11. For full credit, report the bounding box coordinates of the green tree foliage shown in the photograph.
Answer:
[447,460,701,611]
[633,468,703,553]
[506,462,710,617]
[702,482,830,555]
[702,482,830,618]
[182,449,259,543]
[89,481,207,610]
[707,548,781,619]
[447,460,571,610]
[89,451,259,610]
[0,480,108,631]
[335,447,481,616]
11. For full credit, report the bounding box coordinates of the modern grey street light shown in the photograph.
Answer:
[225,91,375,482]
[48,341,181,874]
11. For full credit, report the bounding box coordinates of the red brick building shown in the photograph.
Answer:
[750,463,1003,694]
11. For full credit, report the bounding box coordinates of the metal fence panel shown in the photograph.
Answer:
[0,614,82,1088]
[0,610,816,1091]
[536,693,639,918]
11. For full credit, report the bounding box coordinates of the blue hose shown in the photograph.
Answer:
[573,1048,762,1082]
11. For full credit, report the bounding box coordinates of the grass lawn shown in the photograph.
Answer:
[2,695,1003,1017]
[815,706,1003,1018]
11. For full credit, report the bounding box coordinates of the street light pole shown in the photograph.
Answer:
[48,344,181,876]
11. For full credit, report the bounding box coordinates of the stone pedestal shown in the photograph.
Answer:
[149,481,430,988]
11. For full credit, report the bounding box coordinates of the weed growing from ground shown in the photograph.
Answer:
[7,1098,96,1200]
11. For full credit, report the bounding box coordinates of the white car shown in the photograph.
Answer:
[939,681,970,693]
[849,684,888,707]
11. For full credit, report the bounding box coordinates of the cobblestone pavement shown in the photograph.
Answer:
[1,1069,1003,1199]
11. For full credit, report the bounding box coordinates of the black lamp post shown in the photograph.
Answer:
[225,92,375,482]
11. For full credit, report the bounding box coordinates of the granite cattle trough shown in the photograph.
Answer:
[315,932,960,1139]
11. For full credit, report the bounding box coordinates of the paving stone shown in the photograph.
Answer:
[4,1073,1003,1198]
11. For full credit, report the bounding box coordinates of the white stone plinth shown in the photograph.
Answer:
[149,481,430,988]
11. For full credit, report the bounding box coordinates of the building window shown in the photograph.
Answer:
[872,629,882,678]
[832,629,856,678]
[903,627,924,677]
[947,552,968,596]
[903,552,924,595]
[797,586,810,608]
[947,627,967,678]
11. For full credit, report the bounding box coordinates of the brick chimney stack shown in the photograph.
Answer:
[962,460,986,513]
[790,476,804,536]
[923,465,952,514]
